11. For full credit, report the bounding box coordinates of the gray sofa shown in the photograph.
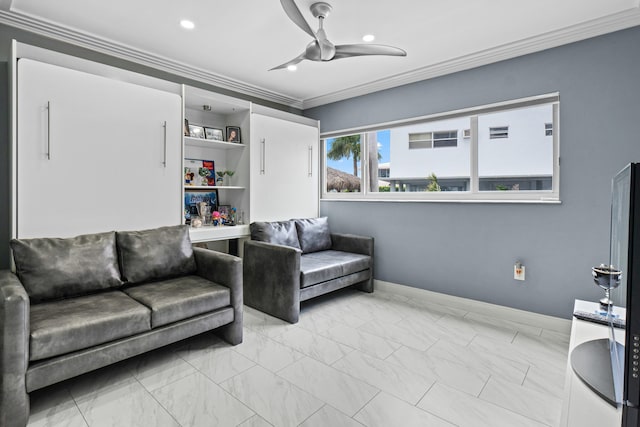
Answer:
[243,217,373,323]
[0,225,242,427]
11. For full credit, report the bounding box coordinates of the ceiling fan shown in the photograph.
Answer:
[270,0,407,70]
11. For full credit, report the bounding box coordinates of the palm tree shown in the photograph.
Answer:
[327,135,361,177]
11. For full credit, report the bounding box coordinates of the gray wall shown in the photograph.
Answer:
[304,26,640,319]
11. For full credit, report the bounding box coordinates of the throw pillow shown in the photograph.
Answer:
[294,217,332,253]
[250,220,301,249]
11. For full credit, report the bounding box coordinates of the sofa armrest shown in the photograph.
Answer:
[331,233,374,257]
[243,240,302,323]
[0,270,30,426]
[193,248,243,344]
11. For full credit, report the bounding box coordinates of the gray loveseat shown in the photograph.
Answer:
[243,217,374,323]
[0,225,242,427]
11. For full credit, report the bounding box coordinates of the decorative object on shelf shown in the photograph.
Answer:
[216,171,226,186]
[189,124,205,139]
[184,190,218,221]
[218,205,230,224]
[592,264,622,308]
[184,118,190,136]
[198,202,212,225]
[229,207,237,226]
[226,126,241,143]
[191,217,202,228]
[212,210,221,226]
[185,159,215,186]
[204,127,224,141]
[225,170,235,186]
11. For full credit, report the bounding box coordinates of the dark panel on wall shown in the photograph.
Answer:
[304,26,640,318]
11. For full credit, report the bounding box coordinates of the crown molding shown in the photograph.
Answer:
[0,9,305,109]
[0,6,639,112]
[301,7,640,109]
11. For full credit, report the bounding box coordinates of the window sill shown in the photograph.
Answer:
[321,197,562,204]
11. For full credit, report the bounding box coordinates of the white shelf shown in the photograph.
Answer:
[184,185,245,190]
[184,137,245,150]
[188,224,250,243]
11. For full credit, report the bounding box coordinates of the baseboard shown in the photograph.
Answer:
[374,280,571,333]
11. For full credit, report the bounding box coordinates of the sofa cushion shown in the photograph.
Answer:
[123,275,231,328]
[29,291,150,361]
[10,232,123,302]
[299,250,371,288]
[294,217,332,254]
[117,225,197,284]
[250,220,301,249]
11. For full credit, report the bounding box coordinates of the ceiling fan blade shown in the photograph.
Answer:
[333,44,407,60]
[280,0,317,40]
[269,53,307,71]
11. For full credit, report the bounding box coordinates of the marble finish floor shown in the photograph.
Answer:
[27,287,570,427]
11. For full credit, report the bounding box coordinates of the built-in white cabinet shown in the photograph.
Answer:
[14,58,182,238]
[250,110,320,222]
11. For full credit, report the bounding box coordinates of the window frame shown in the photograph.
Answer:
[321,93,560,203]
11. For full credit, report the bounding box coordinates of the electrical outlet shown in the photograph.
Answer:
[514,263,525,281]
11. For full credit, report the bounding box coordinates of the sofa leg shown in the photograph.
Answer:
[216,319,243,345]
[356,277,374,293]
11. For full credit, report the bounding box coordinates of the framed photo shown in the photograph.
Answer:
[204,127,224,141]
[184,190,219,216]
[226,126,241,143]
[189,124,205,139]
[184,119,190,136]
[184,159,215,186]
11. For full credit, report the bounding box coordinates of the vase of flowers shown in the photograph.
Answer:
[225,170,235,186]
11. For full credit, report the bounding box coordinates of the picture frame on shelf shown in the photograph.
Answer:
[204,127,224,141]
[226,126,241,143]
[184,119,190,136]
[218,205,231,223]
[185,159,215,186]
[184,190,219,220]
[189,124,205,139]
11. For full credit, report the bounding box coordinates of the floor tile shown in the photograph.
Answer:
[332,351,434,405]
[299,405,365,427]
[397,312,475,347]
[152,371,255,427]
[233,328,304,372]
[220,365,324,427]
[440,313,517,342]
[130,349,197,391]
[426,340,529,384]
[319,323,400,359]
[238,415,274,427]
[272,327,353,365]
[278,357,379,416]
[28,385,87,427]
[386,346,489,396]
[418,383,548,427]
[471,333,567,371]
[479,377,563,426]
[297,310,350,334]
[523,362,567,398]
[357,319,436,352]
[354,392,455,427]
[464,311,543,337]
[243,306,297,338]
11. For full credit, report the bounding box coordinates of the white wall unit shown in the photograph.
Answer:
[560,300,623,426]
[250,110,320,222]
[15,58,182,238]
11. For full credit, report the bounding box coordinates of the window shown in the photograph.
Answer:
[489,126,509,139]
[408,130,457,149]
[322,93,559,202]
[545,123,553,136]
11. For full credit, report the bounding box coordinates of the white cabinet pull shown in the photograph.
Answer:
[162,121,167,167]
[260,138,266,175]
[308,145,313,177]
[46,101,51,160]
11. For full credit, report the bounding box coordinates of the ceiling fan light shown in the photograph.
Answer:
[287,65,298,71]
[180,20,195,30]
[362,34,375,42]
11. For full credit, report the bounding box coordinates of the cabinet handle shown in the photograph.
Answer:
[46,101,51,160]
[260,138,266,175]
[308,145,313,177]
[162,121,167,168]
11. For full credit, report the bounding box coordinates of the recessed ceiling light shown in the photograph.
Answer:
[287,65,298,71]
[180,20,195,30]
[362,34,375,42]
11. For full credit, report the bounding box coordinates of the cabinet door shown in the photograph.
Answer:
[16,59,182,238]
[251,113,319,222]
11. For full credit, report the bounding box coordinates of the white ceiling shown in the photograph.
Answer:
[1,0,639,109]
